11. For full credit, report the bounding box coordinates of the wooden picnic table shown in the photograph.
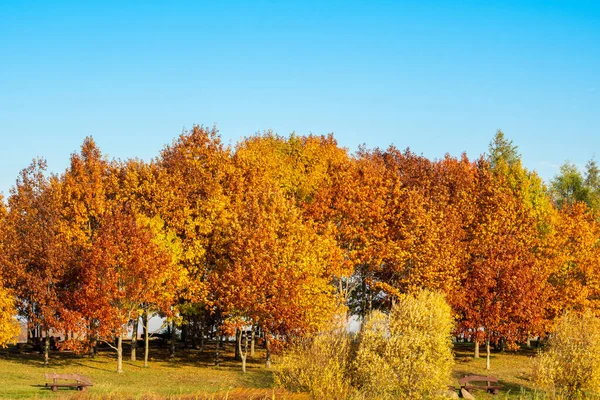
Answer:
[44,373,93,392]
[458,374,502,395]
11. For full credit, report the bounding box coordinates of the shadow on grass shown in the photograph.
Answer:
[451,342,542,397]
[0,348,105,370]
[0,340,273,377]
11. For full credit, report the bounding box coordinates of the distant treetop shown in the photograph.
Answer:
[488,129,521,169]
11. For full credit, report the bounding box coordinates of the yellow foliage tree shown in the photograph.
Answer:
[545,203,600,319]
[212,141,343,370]
[0,196,19,347]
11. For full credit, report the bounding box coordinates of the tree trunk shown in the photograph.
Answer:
[474,340,480,358]
[117,334,123,373]
[200,323,205,351]
[265,333,272,368]
[181,316,187,349]
[238,328,248,373]
[89,326,98,358]
[131,317,139,361]
[169,321,176,359]
[368,278,373,313]
[526,337,531,348]
[498,337,506,352]
[361,277,367,320]
[142,312,148,340]
[143,310,150,368]
[215,334,221,366]
[234,328,241,361]
[486,333,491,370]
[250,326,255,358]
[43,332,50,366]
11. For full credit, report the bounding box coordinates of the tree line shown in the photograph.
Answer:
[0,127,598,372]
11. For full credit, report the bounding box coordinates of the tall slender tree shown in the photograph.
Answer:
[80,204,177,373]
[58,137,112,356]
[4,160,71,364]
[457,159,546,368]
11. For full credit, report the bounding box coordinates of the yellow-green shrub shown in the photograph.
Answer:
[274,330,353,399]
[276,290,454,400]
[353,290,455,399]
[533,310,600,398]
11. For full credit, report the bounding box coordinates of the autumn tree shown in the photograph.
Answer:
[545,203,600,319]
[57,137,114,355]
[3,159,73,364]
[457,159,547,368]
[211,140,343,370]
[0,286,19,347]
[0,196,20,347]
[79,204,177,373]
[157,125,234,359]
[60,137,111,244]
[487,133,557,338]
[307,146,476,320]
[111,158,184,365]
[373,149,476,309]
[235,132,354,300]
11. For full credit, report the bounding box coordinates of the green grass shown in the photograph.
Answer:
[452,342,546,399]
[0,341,305,400]
[0,340,558,399]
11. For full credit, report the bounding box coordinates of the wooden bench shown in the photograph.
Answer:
[44,373,93,392]
[459,375,502,395]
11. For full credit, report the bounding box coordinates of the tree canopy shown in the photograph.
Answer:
[1,127,599,372]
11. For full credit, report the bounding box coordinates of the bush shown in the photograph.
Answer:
[353,290,455,399]
[274,329,353,400]
[0,287,19,347]
[533,310,600,398]
[276,290,455,400]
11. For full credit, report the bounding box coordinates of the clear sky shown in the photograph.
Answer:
[1,0,599,197]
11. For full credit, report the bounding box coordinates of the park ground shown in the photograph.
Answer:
[0,341,546,399]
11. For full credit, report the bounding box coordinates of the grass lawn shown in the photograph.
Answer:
[452,342,544,399]
[0,340,307,400]
[0,340,548,399]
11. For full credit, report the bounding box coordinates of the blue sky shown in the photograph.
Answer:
[1,0,599,196]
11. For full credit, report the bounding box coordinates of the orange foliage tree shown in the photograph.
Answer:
[112,158,185,365]
[79,204,177,373]
[3,159,74,364]
[210,141,343,370]
[372,150,476,309]
[57,137,113,355]
[6,127,599,375]
[456,159,548,368]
